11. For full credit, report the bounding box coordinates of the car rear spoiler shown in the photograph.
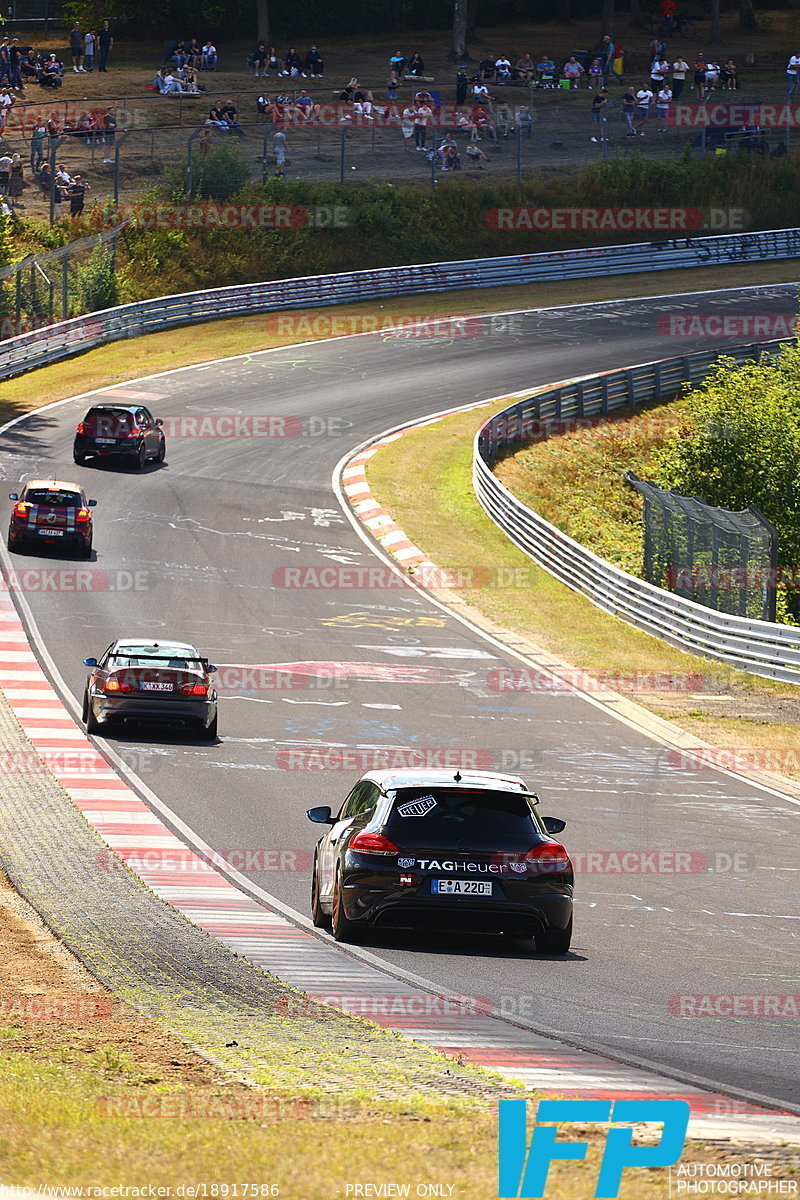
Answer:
[110,654,211,667]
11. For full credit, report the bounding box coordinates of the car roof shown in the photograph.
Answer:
[24,478,83,492]
[86,403,140,413]
[360,768,529,793]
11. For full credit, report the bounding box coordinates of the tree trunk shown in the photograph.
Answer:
[256,0,269,43]
[452,0,467,61]
[739,0,759,32]
[466,0,479,40]
[602,0,615,37]
[710,0,722,42]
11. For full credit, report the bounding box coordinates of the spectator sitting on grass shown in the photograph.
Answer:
[472,102,497,141]
[21,50,39,81]
[222,98,244,134]
[495,54,512,80]
[562,56,584,87]
[536,55,556,86]
[170,40,188,68]
[588,56,603,89]
[406,52,424,77]
[495,99,513,135]
[281,48,303,77]
[465,142,488,167]
[390,51,406,77]
[478,55,496,80]
[178,63,202,92]
[438,134,460,169]
[207,101,228,128]
[202,40,217,71]
[305,46,324,76]
[40,54,63,87]
[339,78,357,101]
[514,53,534,82]
[154,66,183,93]
[187,39,202,68]
[471,80,490,105]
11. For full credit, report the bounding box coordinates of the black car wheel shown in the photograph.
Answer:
[200,711,218,741]
[155,438,166,463]
[331,872,364,943]
[78,538,92,560]
[73,452,87,466]
[535,916,572,955]
[135,445,147,471]
[311,860,331,928]
[83,692,101,735]
[7,534,20,554]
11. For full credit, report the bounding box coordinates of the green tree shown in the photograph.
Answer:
[655,351,800,619]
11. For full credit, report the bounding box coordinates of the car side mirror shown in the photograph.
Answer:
[8,493,18,501]
[207,664,217,673]
[83,657,98,667]
[542,816,566,835]
[155,418,163,427]
[307,806,333,824]
[87,499,97,507]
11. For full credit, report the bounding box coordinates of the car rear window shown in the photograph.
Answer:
[385,787,538,838]
[84,408,135,436]
[25,490,82,507]
[109,644,199,667]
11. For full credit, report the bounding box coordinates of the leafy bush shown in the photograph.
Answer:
[166,141,252,201]
[71,246,119,314]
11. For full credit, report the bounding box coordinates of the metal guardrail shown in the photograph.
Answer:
[2,227,800,382]
[473,340,800,684]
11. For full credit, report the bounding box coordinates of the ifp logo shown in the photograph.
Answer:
[498,1099,689,1197]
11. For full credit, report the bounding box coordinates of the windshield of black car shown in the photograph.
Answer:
[25,490,82,507]
[85,408,135,435]
[385,787,541,838]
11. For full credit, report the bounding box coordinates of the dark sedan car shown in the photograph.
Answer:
[82,639,218,739]
[308,768,573,953]
[73,403,165,469]
[7,479,97,557]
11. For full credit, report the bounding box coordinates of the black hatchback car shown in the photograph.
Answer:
[308,769,573,953]
[73,404,165,469]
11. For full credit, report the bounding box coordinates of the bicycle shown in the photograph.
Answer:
[652,13,697,37]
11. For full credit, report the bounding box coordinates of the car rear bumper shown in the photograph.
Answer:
[91,692,216,727]
[9,525,90,549]
[340,878,573,936]
[74,435,143,457]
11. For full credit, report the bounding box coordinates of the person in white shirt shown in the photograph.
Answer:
[656,85,672,131]
[650,57,669,89]
[202,41,217,71]
[705,61,721,91]
[671,57,690,100]
[635,86,653,133]
[787,53,800,97]
[472,82,490,104]
[495,55,512,79]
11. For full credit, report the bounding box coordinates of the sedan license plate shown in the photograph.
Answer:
[38,528,64,536]
[140,682,173,691]
[95,438,116,444]
[432,879,492,897]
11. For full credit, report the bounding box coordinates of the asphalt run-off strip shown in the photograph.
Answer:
[0,389,797,1140]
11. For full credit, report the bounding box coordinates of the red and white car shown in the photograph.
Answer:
[7,479,96,558]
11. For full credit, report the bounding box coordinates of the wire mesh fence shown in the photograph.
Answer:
[626,472,779,622]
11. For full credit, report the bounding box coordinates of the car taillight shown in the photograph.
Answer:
[125,427,141,438]
[349,832,399,856]
[524,841,571,873]
[104,678,133,694]
[76,422,87,435]
[76,508,90,523]
[13,502,30,518]
[181,683,208,696]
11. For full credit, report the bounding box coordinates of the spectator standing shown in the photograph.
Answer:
[787,53,800,98]
[103,108,116,163]
[8,40,23,90]
[0,151,11,193]
[69,23,84,72]
[650,55,669,90]
[621,86,636,135]
[98,21,113,72]
[273,128,286,174]
[68,173,88,216]
[693,52,708,99]
[671,56,689,100]
[30,121,45,168]
[655,83,672,130]
[0,39,8,86]
[635,83,654,133]
[602,35,622,84]
[413,100,432,149]
[37,161,51,194]
[387,70,399,99]
[590,88,608,140]
[84,30,96,71]
[0,87,14,131]
[8,153,23,206]
[456,66,468,105]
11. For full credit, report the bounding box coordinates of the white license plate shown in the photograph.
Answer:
[38,528,64,536]
[432,879,492,896]
[140,682,173,691]
[95,438,116,444]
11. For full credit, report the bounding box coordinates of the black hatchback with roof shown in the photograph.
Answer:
[308,768,573,953]
[73,404,165,469]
